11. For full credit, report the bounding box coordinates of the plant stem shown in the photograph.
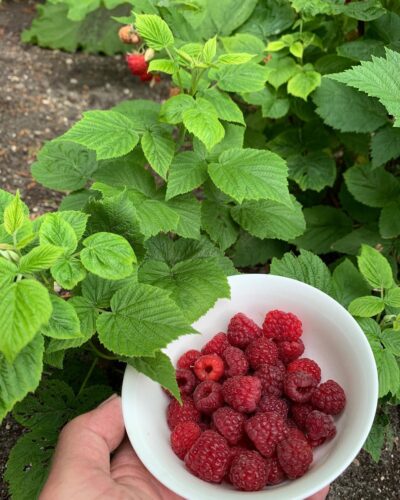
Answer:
[89,340,118,360]
[166,47,184,91]
[77,356,98,397]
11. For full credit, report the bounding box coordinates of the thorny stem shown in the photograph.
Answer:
[77,356,98,397]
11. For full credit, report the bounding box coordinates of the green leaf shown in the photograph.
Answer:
[39,214,77,255]
[313,78,387,133]
[221,33,265,60]
[80,232,136,280]
[202,36,217,64]
[201,200,238,251]
[127,351,181,401]
[264,56,299,89]
[231,197,305,241]
[201,88,244,125]
[0,189,15,222]
[294,206,352,254]
[358,244,393,289]
[344,163,400,208]
[166,151,208,200]
[82,272,136,309]
[112,99,161,133]
[338,0,386,21]
[332,258,371,308]
[31,141,97,192]
[380,329,400,356]
[0,280,51,362]
[160,94,195,125]
[238,1,294,38]
[148,58,177,74]
[51,256,87,290]
[59,190,93,212]
[208,148,290,205]
[141,126,175,179]
[196,123,245,162]
[331,226,381,256]
[60,111,139,160]
[242,87,290,120]
[68,296,98,338]
[41,295,81,340]
[287,70,321,100]
[182,98,225,151]
[270,249,333,295]
[375,349,400,397]
[4,192,26,235]
[380,201,400,238]
[232,233,287,267]
[166,194,201,240]
[371,125,400,167]
[201,0,258,37]
[135,14,174,50]
[19,244,63,274]
[218,53,255,65]
[58,211,89,241]
[0,334,44,423]
[288,151,336,192]
[97,282,195,357]
[384,288,400,308]
[0,258,18,288]
[209,63,268,93]
[364,415,389,463]
[348,296,385,317]
[329,49,400,126]
[337,39,386,63]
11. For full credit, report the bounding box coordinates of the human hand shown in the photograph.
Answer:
[40,395,329,500]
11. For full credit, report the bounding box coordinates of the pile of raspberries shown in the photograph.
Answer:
[165,310,346,492]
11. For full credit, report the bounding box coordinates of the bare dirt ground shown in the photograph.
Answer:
[0,1,399,499]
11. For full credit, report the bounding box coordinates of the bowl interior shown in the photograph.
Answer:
[122,274,378,500]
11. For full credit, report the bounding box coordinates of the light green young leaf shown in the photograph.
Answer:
[97,282,195,357]
[384,288,400,308]
[135,14,174,50]
[287,70,321,100]
[380,201,400,238]
[348,296,385,317]
[202,36,217,64]
[288,151,336,192]
[160,94,195,125]
[127,351,181,401]
[141,126,175,179]
[41,295,81,340]
[209,63,268,92]
[0,334,44,423]
[201,200,238,251]
[19,245,63,274]
[201,88,245,124]
[148,59,177,74]
[195,123,245,162]
[358,245,393,289]
[4,192,26,235]
[0,258,18,288]
[166,152,208,200]
[208,148,290,205]
[0,280,51,362]
[332,259,371,308]
[39,214,77,255]
[60,111,139,160]
[58,211,89,241]
[264,57,299,89]
[371,125,400,167]
[51,256,87,290]
[80,232,136,280]
[221,33,265,60]
[182,98,225,151]
[218,53,255,65]
[0,190,14,222]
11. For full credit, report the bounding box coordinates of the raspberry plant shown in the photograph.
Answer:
[3,0,400,496]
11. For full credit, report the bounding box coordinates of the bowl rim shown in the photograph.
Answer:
[122,274,379,500]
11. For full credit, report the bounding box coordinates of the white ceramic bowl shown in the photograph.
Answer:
[122,274,378,500]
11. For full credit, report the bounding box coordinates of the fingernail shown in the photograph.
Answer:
[98,393,119,407]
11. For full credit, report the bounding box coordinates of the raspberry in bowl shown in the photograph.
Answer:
[122,274,378,499]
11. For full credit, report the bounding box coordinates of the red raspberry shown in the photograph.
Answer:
[222,376,261,413]
[291,403,314,429]
[311,380,346,415]
[263,310,302,341]
[212,407,245,445]
[185,430,230,483]
[258,394,289,419]
[276,339,305,364]
[245,337,279,369]
[227,313,262,348]
[193,380,224,414]
[167,396,201,430]
[305,410,336,443]
[284,371,317,403]
[287,358,321,383]
[267,456,286,485]
[202,332,230,356]
[139,71,153,81]
[254,362,285,397]
[277,438,313,479]
[194,354,224,381]
[177,349,201,369]
[245,412,288,458]
[126,53,148,75]
[176,368,197,395]
[222,346,249,377]
[287,427,307,442]
[229,450,270,491]
[170,422,201,459]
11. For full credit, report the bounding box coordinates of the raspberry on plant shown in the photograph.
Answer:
[254,362,285,397]
[193,380,224,414]
[167,396,201,430]
[277,438,313,479]
[227,313,262,348]
[258,394,289,419]
[263,310,303,341]
[287,358,322,383]
[267,457,286,485]
[222,346,249,377]
[277,339,305,364]
[305,410,336,443]
[245,337,279,369]
[170,422,201,459]
[212,407,245,445]
[202,332,230,356]
[311,380,346,415]
[291,402,314,429]
[184,430,230,483]
[222,376,261,413]
[176,368,197,396]
[125,53,148,75]
[245,411,288,458]
[284,371,317,403]
[194,354,224,382]
[229,450,270,491]
[177,349,201,369]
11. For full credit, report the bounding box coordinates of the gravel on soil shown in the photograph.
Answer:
[0,1,399,499]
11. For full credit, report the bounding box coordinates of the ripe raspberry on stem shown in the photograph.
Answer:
[194,354,224,381]
[263,310,303,341]
[125,53,148,76]
[227,313,262,348]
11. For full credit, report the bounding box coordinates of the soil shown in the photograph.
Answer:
[0,1,399,499]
